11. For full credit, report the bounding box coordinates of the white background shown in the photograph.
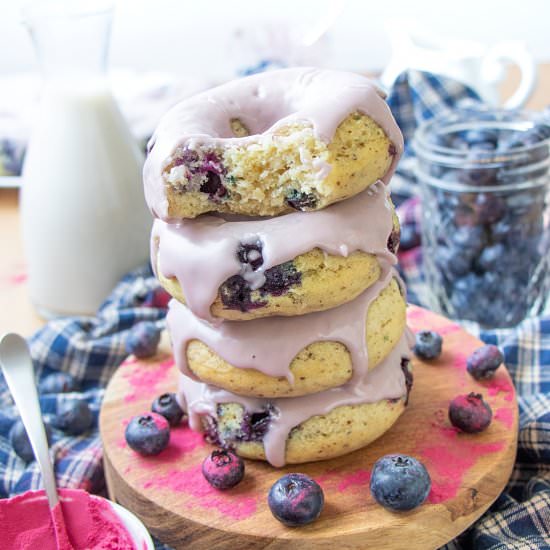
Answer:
[0,0,549,77]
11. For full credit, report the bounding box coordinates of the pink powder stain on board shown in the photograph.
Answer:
[336,469,371,492]
[417,424,505,504]
[486,376,515,402]
[144,463,258,520]
[316,468,371,495]
[406,306,427,325]
[123,357,175,403]
[494,407,514,429]
[437,323,462,336]
[451,352,468,372]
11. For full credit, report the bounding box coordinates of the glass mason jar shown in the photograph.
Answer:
[414,109,550,328]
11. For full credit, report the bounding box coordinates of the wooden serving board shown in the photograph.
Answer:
[100,306,518,550]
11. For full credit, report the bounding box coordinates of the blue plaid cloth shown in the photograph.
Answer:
[1,72,549,549]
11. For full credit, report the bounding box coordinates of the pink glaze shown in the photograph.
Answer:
[416,424,505,503]
[177,332,411,467]
[168,263,399,385]
[143,68,404,221]
[153,181,395,323]
[144,464,257,520]
[0,489,137,549]
[123,357,174,403]
[494,407,514,429]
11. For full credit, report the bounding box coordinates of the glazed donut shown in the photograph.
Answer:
[144,67,403,220]
[167,268,407,398]
[176,332,413,467]
[152,182,400,323]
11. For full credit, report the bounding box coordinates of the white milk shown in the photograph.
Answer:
[21,80,151,317]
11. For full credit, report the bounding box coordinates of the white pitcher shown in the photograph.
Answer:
[380,20,537,109]
[20,1,151,317]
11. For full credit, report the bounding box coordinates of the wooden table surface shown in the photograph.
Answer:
[1,64,549,336]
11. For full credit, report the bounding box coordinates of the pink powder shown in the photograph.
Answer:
[123,358,174,403]
[144,464,257,520]
[51,503,73,550]
[0,489,138,549]
[417,425,505,503]
[494,407,514,429]
[486,377,515,402]
[437,323,462,336]
[336,469,371,492]
[451,352,468,372]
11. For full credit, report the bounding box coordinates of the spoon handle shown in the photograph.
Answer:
[0,333,59,509]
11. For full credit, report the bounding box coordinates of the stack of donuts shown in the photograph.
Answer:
[144,68,413,467]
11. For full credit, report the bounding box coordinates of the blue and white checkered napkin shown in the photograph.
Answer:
[1,72,549,550]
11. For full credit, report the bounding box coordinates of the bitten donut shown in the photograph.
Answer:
[177,334,413,467]
[152,183,399,322]
[144,68,403,220]
[167,272,407,398]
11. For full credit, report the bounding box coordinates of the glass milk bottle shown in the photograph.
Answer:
[21,1,150,317]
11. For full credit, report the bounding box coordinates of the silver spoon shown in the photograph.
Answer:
[0,332,73,548]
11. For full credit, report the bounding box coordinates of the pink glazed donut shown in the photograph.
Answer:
[144,67,403,220]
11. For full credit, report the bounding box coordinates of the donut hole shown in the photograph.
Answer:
[230,118,250,137]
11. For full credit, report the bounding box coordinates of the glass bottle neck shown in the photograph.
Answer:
[23,1,113,82]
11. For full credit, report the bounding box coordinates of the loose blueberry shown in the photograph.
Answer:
[268,473,324,526]
[285,189,318,211]
[125,322,161,358]
[125,413,170,456]
[370,454,431,511]
[466,345,504,380]
[10,419,53,462]
[151,393,185,426]
[414,331,443,360]
[202,449,245,489]
[39,372,77,394]
[51,399,94,435]
[449,393,492,433]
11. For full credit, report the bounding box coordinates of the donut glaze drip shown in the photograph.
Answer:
[177,331,412,467]
[144,68,404,220]
[153,181,395,323]
[167,259,398,387]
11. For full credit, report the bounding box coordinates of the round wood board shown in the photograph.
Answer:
[100,305,518,550]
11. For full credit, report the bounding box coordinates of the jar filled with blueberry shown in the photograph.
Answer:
[414,109,550,328]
